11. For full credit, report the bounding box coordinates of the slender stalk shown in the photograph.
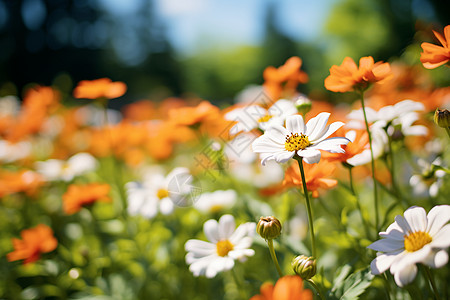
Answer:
[231,268,247,299]
[359,89,379,231]
[267,239,283,277]
[306,279,325,300]
[424,267,442,300]
[382,274,392,300]
[296,157,316,258]
[347,165,371,239]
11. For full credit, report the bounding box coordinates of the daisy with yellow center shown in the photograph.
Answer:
[368,205,450,287]
[252,113,350,165]
[225,99,297,135]
[185,214,256,278]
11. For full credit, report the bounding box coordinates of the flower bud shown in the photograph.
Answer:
[292,255,316,280]
[257,216,282,240]
[295,95,312,115]
[434,108,450,128]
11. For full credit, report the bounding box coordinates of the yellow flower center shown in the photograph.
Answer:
[216,239,234,257]
[156,189,169,200]
[258,114,273,123]
[404,231,432,252]
[285,133,310,151]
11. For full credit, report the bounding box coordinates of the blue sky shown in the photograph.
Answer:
[153,0,337,54]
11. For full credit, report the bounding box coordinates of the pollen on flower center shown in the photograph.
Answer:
[216,239,234,257]
[404,231,432,252]
[285,133,310,151]
[157,189,169,200]
[258,114,273,123]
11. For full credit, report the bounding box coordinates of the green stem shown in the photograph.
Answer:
[424,267,442,300]
[296,157,316,258]
[445,127,450,139]
[231,268,247,299]
[306,279,325,300]
[359,90,379,232]
[347,165,371,239]
[267,239,283,278]
[382,274,392,300]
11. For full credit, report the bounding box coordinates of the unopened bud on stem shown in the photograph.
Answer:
[292,255,316,280]
[257,216,282,240]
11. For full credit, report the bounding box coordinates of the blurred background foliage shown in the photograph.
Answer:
[0,0,449,106]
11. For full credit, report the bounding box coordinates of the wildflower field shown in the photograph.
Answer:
[1,19,450,300]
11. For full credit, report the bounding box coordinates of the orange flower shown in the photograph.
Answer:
[0,170,43,198]
[168,101,220,126]
[7,224,57,264]
[324,56,392,93]
[250,275,313,300]
[420,25,450,69]
[323,129,368,164]
[62,183,111,214]
[263,56,309,101]
[283,159,338,198]
[73,78,127,99]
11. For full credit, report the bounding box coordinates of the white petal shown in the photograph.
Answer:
[380,221,405,240]
[274,151,295,163]
[370,252,402,275]
[423,249,448,269]
[219,215,236,240]
[393,264,417,287]
[309,137,350,153]
[426,205,450,236]
[368,238,404,252]
[185,239,216,256]
[404,206,427,233]
[159,198,174,215]
[188,255,216,276]
[297,149,321,164]
[230,222,255,244]
[204,219,220,243]
[429,224,450,248]
[402,125,428,136]
[206,257,234,278]
[395,215,412,234]
[268,99,297,117]
[265,125,290,143]
[391,245,432,273]
[228,248,255,260]
[285,115,305,134]
[345,130,356,142]
[310,121,345,143]
[305,112,330,140]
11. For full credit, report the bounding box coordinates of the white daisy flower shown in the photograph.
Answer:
[35,152,97,182]
[194,190,237,213]
[185,214,256,278]
[225,99,297,134]
[0,140,32,163]
[125,167,191,219]
[368,205,450,287]
[252,113,350,165]
[409,158,447,198]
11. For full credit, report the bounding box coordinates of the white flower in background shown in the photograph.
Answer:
[75,105,122,126]
[35,152,97,182]
[409,158,447,197]
[234,85,265,104]
[347,100,428,137]
[252,113,350,165]
[225,99,297,134]
[194,190,237,213]
[0,140,32,163]
[185,214,256,278]
[368,205,450,287]
[224,133,284,187]
[125,167,191,219]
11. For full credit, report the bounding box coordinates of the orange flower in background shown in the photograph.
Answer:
[420,25,450,69]
[122,100,156,121]
[249,275,312,300]
[62,183,111,214]
[0,170,43,198]
[7,224,57,264]
[73,78,127,99]
[325,56,392,93]
[2,86,60,142]
[282,159,338,198]
[167,101,220,126]
[263,56,309,102]
[323,129,368,164]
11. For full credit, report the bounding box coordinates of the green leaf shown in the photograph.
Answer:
[330,265,374,300]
